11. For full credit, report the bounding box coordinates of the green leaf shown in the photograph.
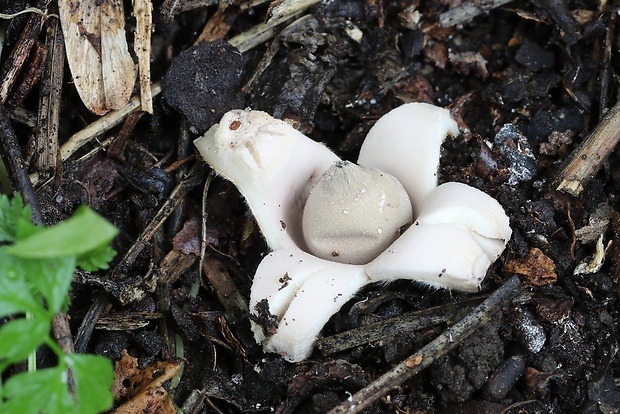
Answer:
[65,354,114,414]
[0,249,45,318]
[22,256,76,314]
[3,367,76,414]
[6,206,119,259]
[0,194,32,243]
[77,244,117,271]
[0,317,49,363]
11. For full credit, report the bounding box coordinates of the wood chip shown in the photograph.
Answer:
[112,350,181,414]
[503,247,557,286]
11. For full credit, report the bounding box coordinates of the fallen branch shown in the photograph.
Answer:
[328,276,522,414]
[317,296,483,355]
[554,99,620,196]
[440,0,514,27]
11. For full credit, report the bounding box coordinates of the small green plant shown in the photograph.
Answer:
[0,194,119,414]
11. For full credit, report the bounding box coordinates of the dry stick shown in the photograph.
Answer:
[554,99,620,196]
[194,4,233,45]
[328,276,522,414]
[439,0,514,27]
[169,120,192,235]
[34,16,64,177]
[317,296,484,355]
[598,8,615,118]
[134,0,153,114]
[4,40,47,112]
[0,106,42,223]
[159,0,218,24]
[238,0,270,12]
[228,0,321,53]
[0,0,51,103]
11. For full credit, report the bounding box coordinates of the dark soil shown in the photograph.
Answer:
[2,0,620,413]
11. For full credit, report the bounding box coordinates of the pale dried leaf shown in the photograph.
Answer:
[101,0,136,110]
[58,0,136,115]
[112,352,182,414]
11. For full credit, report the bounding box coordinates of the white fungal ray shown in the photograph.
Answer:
[194,109,339,251]
[250,249,369,362]
[365,223,491,292]
[415,182,512,261]
[357,103,460,215]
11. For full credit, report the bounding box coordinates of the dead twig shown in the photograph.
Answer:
[317,296,484,355]
[328,276,522,414]
[0,105,42,223]
[440,0,514,27]
[554,99,620,196]
[4,40,47,112]
[34,15,64,178]
[0,0,51,103]
[134,0,153,113]
[228,0,321,53]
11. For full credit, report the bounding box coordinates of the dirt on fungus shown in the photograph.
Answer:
[2,0,620,413]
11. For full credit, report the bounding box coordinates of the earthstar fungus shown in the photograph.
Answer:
[194,103,512,362]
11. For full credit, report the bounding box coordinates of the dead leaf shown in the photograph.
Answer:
[503,247,557,286]
[58,0,136,115]
[112,349,182,414]
[172,216,201,255]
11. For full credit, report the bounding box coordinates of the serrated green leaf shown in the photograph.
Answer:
[0,194,32,243]
[6,206,119,259]
[0,317,49,363]
[0,249,45,318]
[65,354,114,414]
[77,244,117,271]
[22,256,76,314]
[3,367,76,414]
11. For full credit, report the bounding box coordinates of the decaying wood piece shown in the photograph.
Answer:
[554,100,620,196]
[317,296,483,354]
[194,4,233,45]
[34,16,64,177]
[95,311,162,330]
[4,40,47,112]
[328,276,522,414]
[133,0,153,113]
[159,0,218,24]
[58,0,136,115]
[157,249,197,285]
[440,0,514,27]
[202,256,248,321]
[0,106,42,223]
[0,0,51,103]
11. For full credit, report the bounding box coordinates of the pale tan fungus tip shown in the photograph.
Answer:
[302,161,413,265]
